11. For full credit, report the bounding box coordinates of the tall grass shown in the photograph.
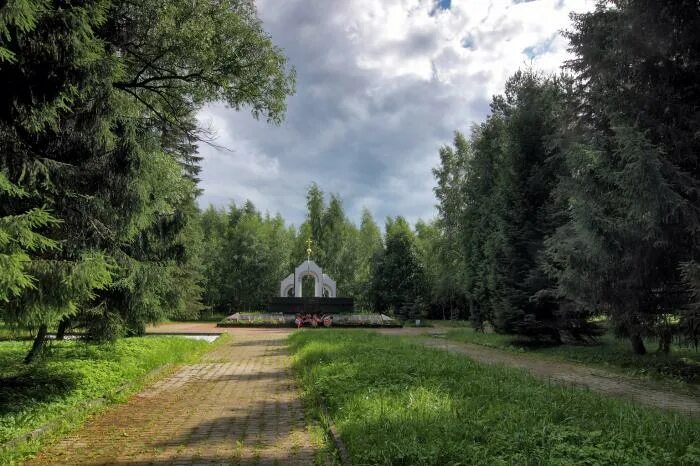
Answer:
[290,330,700,465]
[0,335,218,463]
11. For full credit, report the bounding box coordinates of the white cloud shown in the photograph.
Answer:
[197,0,596,227]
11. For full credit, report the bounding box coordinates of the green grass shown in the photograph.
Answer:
[194,314,231,323]
[402,319,434,327]
[290,330,700,465]
[427,319,471,328]
[0,335,221,463]
[444,326,700,384]
[0,322,35,341]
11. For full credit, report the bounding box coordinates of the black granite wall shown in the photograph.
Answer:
[267,297,354,314]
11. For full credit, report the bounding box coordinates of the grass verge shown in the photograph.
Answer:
[296,382,343,466]
[0,334,225,464]
[0,322,37,341]
[290,330,700,465]
[444,326,700,384]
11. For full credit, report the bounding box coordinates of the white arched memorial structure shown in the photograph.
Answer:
[279,260,337,298]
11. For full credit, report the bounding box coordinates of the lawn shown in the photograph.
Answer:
[0,322,33,341]
[0,335,219,463]
[443,325,700,384]
[290,330,700,465]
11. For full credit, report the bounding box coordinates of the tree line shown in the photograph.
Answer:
[198,184,398,315]
[0,0,294,361]
[196,183,457,323]
[3,0,699,361]
[429,0,700,354]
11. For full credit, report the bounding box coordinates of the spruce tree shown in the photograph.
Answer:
[548,0,700,353]
[370,217,426,317]
[0,173,58,304]
[0,0,295,359]
[436,72,592,340]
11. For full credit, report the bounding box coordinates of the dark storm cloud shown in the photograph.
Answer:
[197,0,594,227]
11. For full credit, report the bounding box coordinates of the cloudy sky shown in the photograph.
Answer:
[197,0,595,227]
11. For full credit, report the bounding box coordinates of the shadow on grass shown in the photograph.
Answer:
[507,338,564,349]
[289,330,700,465]
[0,367,78,418]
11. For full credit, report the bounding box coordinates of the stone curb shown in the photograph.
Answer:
[317,396,351,466]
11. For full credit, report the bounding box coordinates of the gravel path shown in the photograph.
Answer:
[414,333,700,416]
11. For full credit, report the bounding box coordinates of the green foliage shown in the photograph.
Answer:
[0,0,109,334]
[431,132,470,320]
[479,72,567,338]
[430,1,700,354]
[199,202,295,312]
[293,184,380,301]
[0,172,58,303]
[351,209,384,309]
[291,331,700,465]
[544,0,700,353]
[0,1,48,63]
[431,72,596,339]
[2,251,113,332]
[0,335,215,462]
[370,217,427,318]
[198,185,386,313]
[0,0,295,355]
[111,0,295,125]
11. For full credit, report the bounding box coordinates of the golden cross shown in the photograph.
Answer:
[306,238,313,260]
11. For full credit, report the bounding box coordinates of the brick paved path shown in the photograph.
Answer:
[28,330,316,465]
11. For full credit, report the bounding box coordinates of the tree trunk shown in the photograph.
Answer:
[24,324,48,364]
[630,333,647,355]
[56,318,70,340]
[658,333,671,354]
[551,328,563,345]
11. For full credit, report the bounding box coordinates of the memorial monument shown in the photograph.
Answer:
[220,239,399,327]
[268,239,354,314]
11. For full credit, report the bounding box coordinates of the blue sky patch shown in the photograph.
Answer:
[461,34,475,50]
[437,0,451,10]
[522,34,556,59]
[430,0,451,16]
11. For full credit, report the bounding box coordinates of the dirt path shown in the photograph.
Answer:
[400,331,700,416]
[27,329,316,466]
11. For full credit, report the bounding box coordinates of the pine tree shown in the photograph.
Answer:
[437,72,592,340]
[548,0,700,353]
[0,0,295,359]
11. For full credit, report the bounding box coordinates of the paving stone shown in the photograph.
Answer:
[26,330,316,465]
